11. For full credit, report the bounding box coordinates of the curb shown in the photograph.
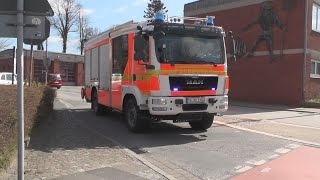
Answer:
[214,121,320,148]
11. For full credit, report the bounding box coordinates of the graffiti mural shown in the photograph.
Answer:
[242,1,286,62]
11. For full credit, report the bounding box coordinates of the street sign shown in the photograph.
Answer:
[0,0,53,16]
[0,15,50,44]
[24,17,50,45]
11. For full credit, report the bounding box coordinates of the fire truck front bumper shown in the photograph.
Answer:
[148,95,228,116]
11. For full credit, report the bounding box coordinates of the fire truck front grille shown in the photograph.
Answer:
[182,104,208,111]
[169,76,218,91]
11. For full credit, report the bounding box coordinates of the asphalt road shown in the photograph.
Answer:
[55,87,298,180]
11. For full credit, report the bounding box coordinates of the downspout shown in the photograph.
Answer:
[303,0,309,105]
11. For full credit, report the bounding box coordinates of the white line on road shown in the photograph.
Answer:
[268,154,280,159]
[236,166,252,173]
[246,160,267,166]
[286,144,301,149]
[274,148,291,154]
[214,121,320,148]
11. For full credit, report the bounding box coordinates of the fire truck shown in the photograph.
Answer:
[81,13,236,132]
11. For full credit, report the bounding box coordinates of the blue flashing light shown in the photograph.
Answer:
[207,16,215,26]
[173,88,179,92]
[154,12,165,22]
[212,88,216,91]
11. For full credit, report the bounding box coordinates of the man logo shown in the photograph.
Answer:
[186,79,204,85]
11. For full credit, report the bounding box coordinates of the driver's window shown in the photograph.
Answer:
[1,75,5,80]
[134,34,149,62]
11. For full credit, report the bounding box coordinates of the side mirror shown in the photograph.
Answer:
[228,31,237,63]
[137,26,142,31]
[134,34,148,62]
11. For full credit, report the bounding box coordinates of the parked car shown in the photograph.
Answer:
[0,72,17,85]
[48,73,62,89]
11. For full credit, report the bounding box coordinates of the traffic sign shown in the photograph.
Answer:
[0,0,53,16]
[0,15,50,44]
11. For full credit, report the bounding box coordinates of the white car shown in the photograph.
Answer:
[0,72,17,85]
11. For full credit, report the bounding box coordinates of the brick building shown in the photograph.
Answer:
[185,0,320,106]
[0,49,84,86]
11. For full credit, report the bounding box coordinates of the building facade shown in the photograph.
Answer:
[0,49,84,86]
[185,0,320,106]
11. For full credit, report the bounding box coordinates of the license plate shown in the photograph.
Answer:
[186,97,205,104]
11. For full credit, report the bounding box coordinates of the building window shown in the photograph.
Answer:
[313,3,320,32]
[311,60,320,78]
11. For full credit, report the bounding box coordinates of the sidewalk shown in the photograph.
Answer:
[217,101,320,145]
[3,100,165,180]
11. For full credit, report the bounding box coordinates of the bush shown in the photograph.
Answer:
[0,85,55,171]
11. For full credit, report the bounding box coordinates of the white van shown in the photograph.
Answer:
[0,72,17,85]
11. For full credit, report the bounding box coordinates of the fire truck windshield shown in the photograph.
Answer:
[155,35,225,65]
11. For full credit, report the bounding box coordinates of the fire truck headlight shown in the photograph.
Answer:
[152,98,167,105]
[220,97,228,103]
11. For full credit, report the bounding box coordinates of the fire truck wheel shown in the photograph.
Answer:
[189,114,214,130]
[124,98,148,133]
[92,91,104,116]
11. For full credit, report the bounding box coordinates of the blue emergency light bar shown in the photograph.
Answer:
[207,16,215,25]
[154,12,165,22]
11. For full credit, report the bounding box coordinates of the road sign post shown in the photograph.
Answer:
[16,0,24,179]
[0,1,53,179]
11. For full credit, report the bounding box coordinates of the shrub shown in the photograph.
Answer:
[0,85,55,171]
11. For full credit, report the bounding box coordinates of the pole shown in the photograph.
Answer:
[45,39,48,84]
[17,0,25,179]
[29,42,33,87]
[12,46,16,85]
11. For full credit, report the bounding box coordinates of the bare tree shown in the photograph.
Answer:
[50,0,80,53]
[0,39,11,50]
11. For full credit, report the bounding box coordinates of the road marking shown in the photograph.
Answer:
[268,154,280,159]
[236,166,252,173]
[274,148,291,154]
[246,160,267,166]
[214,121,320,148]
[270,121,320,130]
[261,167,272,173]
[286,144,301,149]
[58,99,73,109]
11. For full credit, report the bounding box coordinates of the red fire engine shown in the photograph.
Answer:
[81,13,235,132]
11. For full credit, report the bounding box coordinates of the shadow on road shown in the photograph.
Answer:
[28,107,206,153]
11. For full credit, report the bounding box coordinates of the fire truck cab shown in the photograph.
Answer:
[81,13,234,132]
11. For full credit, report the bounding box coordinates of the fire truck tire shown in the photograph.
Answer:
[124,98,148,133]
[92,91,104,116]
[189,114,214,130]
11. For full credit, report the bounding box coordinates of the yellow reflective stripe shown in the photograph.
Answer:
[136,75,150,81]
[146,69,227,75]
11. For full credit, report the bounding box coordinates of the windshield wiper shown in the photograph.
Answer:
[192,60,219,66]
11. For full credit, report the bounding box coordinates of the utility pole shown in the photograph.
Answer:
[45,39,48,84]
[29,42,33,86]
[16,0,25,179]
[12,46,16,85]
